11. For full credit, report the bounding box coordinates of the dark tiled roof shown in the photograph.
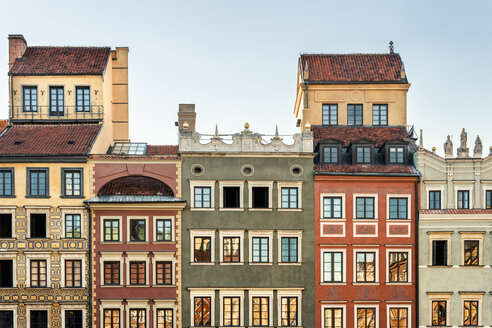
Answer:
[312,125,409,147]
[0,124,100,156]
[98,176,174,196]
[146,145,178,155]
[301,54,406,83]
[420,209,492,215]
[315,164,418,175]
[9,47,110,76]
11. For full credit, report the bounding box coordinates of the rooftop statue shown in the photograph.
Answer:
[444,135,453,157]
[460,128,467,149]
[474,135,483,157]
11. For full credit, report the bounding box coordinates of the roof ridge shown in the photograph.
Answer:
[27,45,111,49]
[301,53,400,56]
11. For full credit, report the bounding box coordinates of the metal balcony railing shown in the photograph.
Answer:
[11,105,104,122]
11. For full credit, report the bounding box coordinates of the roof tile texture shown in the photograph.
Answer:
[98,176,174,196]
[312,125,408,147]
[315,164,418,175]
[420,209,492,215]
[146,145,178,155]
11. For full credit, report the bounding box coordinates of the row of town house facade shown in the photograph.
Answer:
[0,34,489,328]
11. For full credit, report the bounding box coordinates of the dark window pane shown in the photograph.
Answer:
[252,187,269,208]
[223,187,240,208]
[432,240,447,266]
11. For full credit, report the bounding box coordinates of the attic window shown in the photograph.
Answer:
[111,142,147,155]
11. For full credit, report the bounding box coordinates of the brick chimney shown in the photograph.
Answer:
[177,104,196,132]
[8,34,27,70]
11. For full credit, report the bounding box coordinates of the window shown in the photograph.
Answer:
[322,104,338,126]
[223,237,240,263]
[129,309,146,328]
[432,301,446,326]
[62,169,82,197]
[324,308,343,328]
[30,260,47,287]
[464,240,479,266]
[65,260,82,287]
[23,86,38,112]
[156,219,172,241]
[155,261,172,285]
[372,104,388,126]
[323,197,342,218]
[389,147,404,164]
[157,309,173,328]
[49,86,64,116]
[356,252,376,282]
[323,146,339,164]
[76,86,90,112]
[194,237,212,263]
[104,309,120,328]
[356,146,372,164]
[27,169,48,197]
[223,297,240,326]
[281,237,298,263]
[281,187,298,209]
[347,104,363,126]
[0,214,12,238]
[432,240,448,266]
[458,190,470,209]
[65,214,81,238]
[252,187,269,208]
[429,191,441,210]
[463,300,478,326]
[104,219,119,242]
[389,198,408,219]
[252,297,269,326]
[252,237,269,263]
[356,197,375,219]
[194,297,212,326]
[129,262,146,285]
[104,262,120,285]
[30,214,46,238]
[30,310,47,328]
[194,187,212,208]
[486,190,492,209]
[0,169,13,197]
[129,219,146,241]
[389,308,408,328]
[357,308,376,328]
[223,186,240,208]
[65,310,83,328]
[281,297,297,326]
[0,311,13,328]
[323,252,343,282]
[388,252,408,282]
[111,143,147,155]
[0,260,13,287]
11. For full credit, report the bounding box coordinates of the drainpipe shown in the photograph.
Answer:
[414,177,420,327]
[10,75,13,120]
[85,203,93,327]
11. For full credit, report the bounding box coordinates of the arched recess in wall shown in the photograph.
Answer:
[97,176,174,196]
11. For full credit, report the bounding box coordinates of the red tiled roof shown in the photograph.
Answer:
[147,145,178,155]
[312,126,408,147]
[9,47,110,76]
[420,209,492,215]
[0,124,100,156]
[315,164,418,175]
[0,120,8,133]
[98,176,174,196]
[301,54,406,83]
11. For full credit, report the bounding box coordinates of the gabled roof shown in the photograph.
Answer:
[313,126,409,148]
[0,124,101,156]
[9,47,111,76]
[300,54,407,83]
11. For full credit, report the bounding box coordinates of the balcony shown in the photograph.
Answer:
[10,105,104,122]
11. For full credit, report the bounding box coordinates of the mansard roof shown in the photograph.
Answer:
[313,126,409,148]
[314,164,419,175]
[98,176,174,196]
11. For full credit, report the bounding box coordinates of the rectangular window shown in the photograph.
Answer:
[223,297,240,326]
[65,260,82,287]
[463,300,478,326]
[223,237,240,263]
[323,197,342,218]
[281,187,298,209]
[347,104,363,126]
[65,310,83,328]
[194,187,212,208]
[129,309,146,328]
[157,309,173,328]
[429,191,441,210]
[252,237,269,263]
[223,186,240,208]
[432,301,446,326]
[323,146,339,164]
[0,311,14,328]
[356,197,375,219]
[194,237,212,263]
[49,86,64,116]
[0,169,13,197]
[252,187,269,208]
[129,219,146,241]
[322,104,338,126]
[389,198,408,219]
[0,260,13,287]
[104,309,120,328]
[30,260,47,287]
[65,214,81,238]
[389,308,407,328]
[194,297,212,326]
[30,214,46,239]
[129,262,146,285]
[75,86,90,112]
[63,169,82,197]
[281,297,297,326]
[28,169,48,197]
[156,219,172,241]
[372,104,388,126]
[0,214,12,238]
[324,308,343,328]
[458,190,470,209]
[23,86,38,112]
[486,190,492,209]
[323,252,343,282]
[104,261,120,285]
[357,308,376,328]
[30,310,47,328]
[252,297,269,326]
[104,219,119,242]
[356,252,376,282]
[388,252,408,282]
[356,146,372,164]
[155,261,172,285]
[432,240,447,266]
[389,147,404,164]
[464,240,479,266]
[281,237,298,263]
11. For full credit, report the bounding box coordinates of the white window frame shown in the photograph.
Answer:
[386,194,411,220]
[425,185,445,210]
[320,193,346,220]
[100,216,122,243]
[454,184,473,209]
[320,248,346,285]
[481,184,492,209]
[354,304,379,328]
[62,305,86,328]
[26,305,50,328]
[152,252,176,286]
[153,216,175,242]
[100,299,124,328]
[460,232,484,266]
[428,232,453,266]
[277,289,302,327]
[0,304,17,328]
[219,230,244,265]
[190,229,215,265]
[127,216,149,243]
[321,304,346,328]
[249,230,273,265]
[60,207,85,239]
[60,252,86,288]
[190,180,215,210]
[0,206,16,239]
[248,181,273,211]
[154,299,177,328]
[25,253,51,288]
[219,290,244,327]
[277,230,302,265]
[248,289,273,327]
[0,252,17,288]
[190,289,215,327]
[126,300,150,328]
[386,304,411,328]
[100,252,124,287]
[25,206,50,239]
[385,248,412,284]
[460,293,483,327]
[126,252,150,287]
[277,181,303,211]
[353,248,379,284]
[219,181,244,211]
[353,194,379,219]
[427,293,451,327]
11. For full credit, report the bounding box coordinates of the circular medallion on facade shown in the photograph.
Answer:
[290,165,304,177]
[191,164,205,176]
[241,165,255,177]
[350,91,361,101]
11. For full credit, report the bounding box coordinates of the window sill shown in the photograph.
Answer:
[426,265,452,268]
[353,218,378,221]
[100,241,123,244]
[61,238,84,241]
[61,287,85,289]
[101,285,123,288]
[60,196,85,199]
[249,262,273,266]
[26,237,50,240]
[320,282,347,286]
[152,241,175,244]
[278,208,302,212]
[127,240,148,243]
[0,196,16,198]
[153,284,176,287]
[219,208,244,211]
[190,262,215,265]
[385,282,412,285]
[386,219,410,221]
[127,285,150,288]
[190,208,215,211]
[459,265,485,268]
[25,196,50,199]
[320,218,346,221]
[278,262,302,266]
[248,208,273,212]
[352,282,380,285]
[219,262,244,266]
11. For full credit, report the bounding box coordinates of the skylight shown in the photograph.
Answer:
[111,142,147,155]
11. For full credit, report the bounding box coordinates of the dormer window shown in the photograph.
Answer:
[389,146,405,164]
[356,146,372,164]
[347,104,363,126]
[322,146,339,164]
[322,104,338,126]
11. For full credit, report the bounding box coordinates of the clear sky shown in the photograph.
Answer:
[1,0,491,156]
